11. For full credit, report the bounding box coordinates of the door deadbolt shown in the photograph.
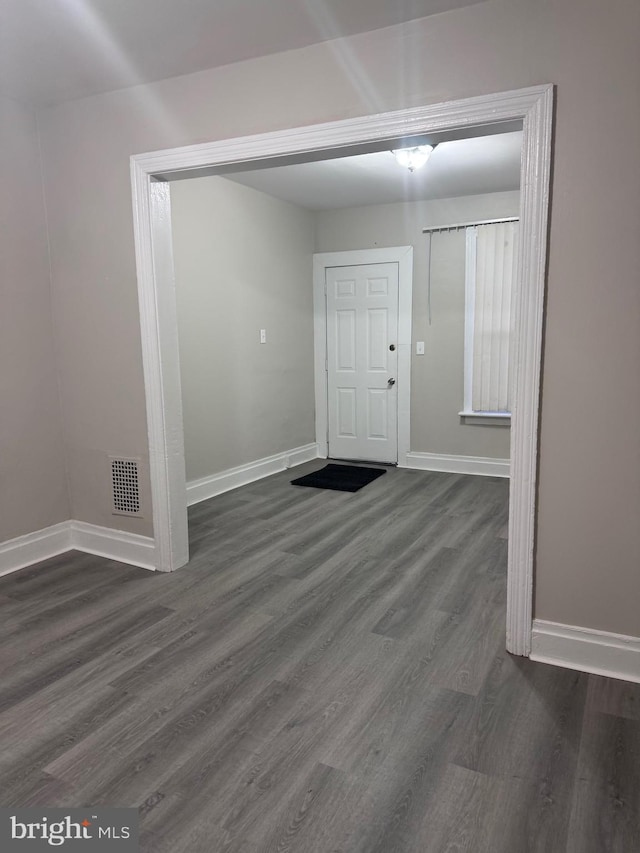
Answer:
[389,344,396,351]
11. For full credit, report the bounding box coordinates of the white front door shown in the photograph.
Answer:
[325,262,399,463]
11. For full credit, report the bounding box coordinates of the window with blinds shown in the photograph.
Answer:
[463,220,519,418]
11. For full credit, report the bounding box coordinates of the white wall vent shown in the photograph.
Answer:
[110,456,143,516]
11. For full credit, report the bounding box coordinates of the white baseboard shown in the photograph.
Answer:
[283,443,320,468]
[187,442,319,506]
[70,521,156,571]
[0,522,72,578]
[0,444,320,577]
[531,619,640,684]
[0,520,156,579]
[403,451,510,478]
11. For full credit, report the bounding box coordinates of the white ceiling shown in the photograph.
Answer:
[223,131,522,210]
[0,0,487,107]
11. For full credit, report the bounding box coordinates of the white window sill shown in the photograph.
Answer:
[458,410,511,427]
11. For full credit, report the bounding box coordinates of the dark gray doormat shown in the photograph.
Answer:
[291,463,386,492]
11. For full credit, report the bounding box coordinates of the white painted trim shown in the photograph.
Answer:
[313,254,329,460]
[506,85,554,656]
[130,172,189,573]
[459,411,511,427]
[313,246,413,466]
[404,451,510,478]
[186,443,319,506]
[69,521,156,571]
[531,619,640,684]
[459,410,511,419]
[0,522,71,578]
[0,521,156,578]
[130,84,554,655]
[283,443,320,468]
[396,249,413,467]
[132,87,551,176]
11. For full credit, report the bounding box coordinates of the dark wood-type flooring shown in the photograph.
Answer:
[1,464,639,852]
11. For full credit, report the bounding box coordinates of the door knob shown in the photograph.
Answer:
[388,377,396,386]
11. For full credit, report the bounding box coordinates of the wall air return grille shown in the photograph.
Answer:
[110,457,142,516]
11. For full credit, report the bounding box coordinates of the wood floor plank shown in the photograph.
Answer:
[411,762,573,853]
[0,603,174,714]
[421,591,506,697]
[0,568,167,670]
[371,547,464,640]
[585,673,640,720]
[321,670,472,782]
[453,655,587,781]
[0,770,81,810]
[0,465,635,852]
[0,685,133,796]
[43,612,278,797]
[566,711,640,853]
[257,761,352,853]
[348,706,471,853]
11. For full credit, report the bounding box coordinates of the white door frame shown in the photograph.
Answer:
[313,247,413,466]
[130,84,553,657]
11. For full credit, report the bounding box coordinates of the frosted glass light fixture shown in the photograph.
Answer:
[392,145,434,172]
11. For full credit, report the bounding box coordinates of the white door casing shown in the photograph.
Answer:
[131,85,554,659]
[326,262,399,463]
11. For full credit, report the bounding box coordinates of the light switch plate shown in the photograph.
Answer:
[416,341,425,355]
[260,329,266,344]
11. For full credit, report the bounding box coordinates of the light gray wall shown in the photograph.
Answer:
[0,95,69,542]
[315,192,519,459]
[171,176,315,482]
[36,0,640,637]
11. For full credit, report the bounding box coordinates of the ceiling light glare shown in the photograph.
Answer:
[392,145,434,172]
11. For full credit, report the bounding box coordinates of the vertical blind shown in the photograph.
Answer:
[471,220,519,413]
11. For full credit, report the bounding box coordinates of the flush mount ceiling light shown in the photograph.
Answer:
[391,144,434,172]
